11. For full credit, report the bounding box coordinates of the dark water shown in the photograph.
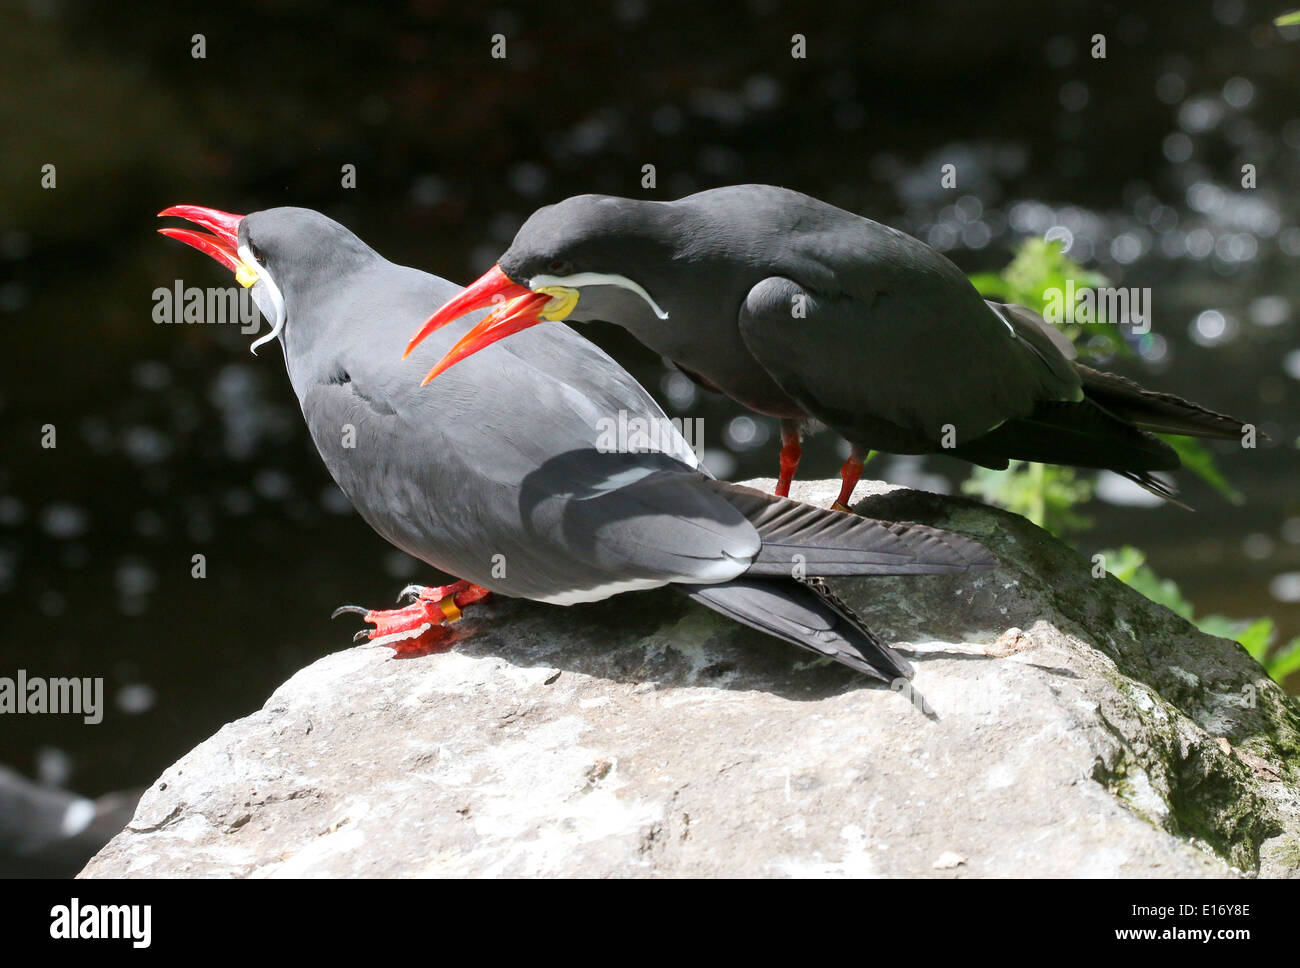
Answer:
[1,0,1298,820]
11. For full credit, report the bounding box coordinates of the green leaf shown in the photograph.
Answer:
[1100,545,1147,584]
[963,461,1093,536]
[1276,11,1300,26]
[1126,566,1195,620]
[1159,435,1243,503]
[1098,548,1296,688]
[1237,618,1276,658]
[1197,615,1275,660]
[967,272,1010,300]
[1267,637,1300,681]
[1096,545,1194,619]
[970,237,1131,364]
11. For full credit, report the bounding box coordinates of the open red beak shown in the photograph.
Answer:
[157,204,245,272]
[404,264,550,385]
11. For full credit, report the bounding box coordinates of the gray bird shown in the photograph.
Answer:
[408,184,1254,509]
[0,767,139,876]
[158,204,996,681]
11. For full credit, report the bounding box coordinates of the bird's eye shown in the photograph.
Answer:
[251,243,265,264]
[546,259,572,275]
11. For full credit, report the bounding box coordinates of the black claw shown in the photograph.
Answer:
[396,584,424,604]
[352,629,371,643]
[331,605,368,619]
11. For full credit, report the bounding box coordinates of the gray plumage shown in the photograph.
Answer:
[227,207,994,680]
[491,184,1253,498]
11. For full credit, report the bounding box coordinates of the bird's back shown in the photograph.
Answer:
[663,185,1082,443]
[281,259,754,600]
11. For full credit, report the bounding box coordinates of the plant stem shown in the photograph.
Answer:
[1029,461,1046,528]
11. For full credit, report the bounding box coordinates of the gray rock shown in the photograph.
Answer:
[80,479,1300,878]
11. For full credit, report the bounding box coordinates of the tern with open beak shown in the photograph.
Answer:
[159,204,996,680]
[408,185,1256,510]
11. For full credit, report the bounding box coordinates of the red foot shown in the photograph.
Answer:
[833,449,865,511]
[332,581,493,656]
[775,419,802,498]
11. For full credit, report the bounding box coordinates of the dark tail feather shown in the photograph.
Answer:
[994,304,1250,441]
[1076,365,1252,440]
[678,576,910,681]
[707,481,996,577]
[1119,469,1194,511]
[952,398,1181,472]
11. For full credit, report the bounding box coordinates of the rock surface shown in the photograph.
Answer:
[81,479,1300,878]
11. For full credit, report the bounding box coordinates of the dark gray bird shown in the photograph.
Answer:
[408,184,1254,509]
[0,767,139,876]
[158,204,996,681]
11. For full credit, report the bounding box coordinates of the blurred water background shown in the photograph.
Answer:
[1,0,1298,864]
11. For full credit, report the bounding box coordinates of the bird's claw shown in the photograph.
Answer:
[329,582,493,656]
[331,598,453,654]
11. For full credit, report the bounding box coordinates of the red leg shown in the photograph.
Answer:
[832,448,865,512]
[332,581,493,655]
[775,419,802,498]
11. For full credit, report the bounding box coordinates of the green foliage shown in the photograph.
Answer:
[969,237,1127,357]
[1101,545,1192,618]
[1265,638,1300,681]
[1159,434,1244,503]
[1276,11,1300,27]
[1099,546,1300,686]
[968,237,1103,313]
[963,240,1122,536]
[961,461,1093,536]
[966,239,1241,516]
[963,241,1293,689]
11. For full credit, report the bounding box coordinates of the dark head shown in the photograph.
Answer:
[404,194,682,384]
[158,205,378,353]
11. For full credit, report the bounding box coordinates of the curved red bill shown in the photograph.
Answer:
[403,264,531,360]
[418,290,551,385]
[157,205,245,273]
[157,227,241,272]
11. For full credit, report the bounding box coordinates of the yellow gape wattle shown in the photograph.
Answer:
[536,286,580,321]
[235,262,259,289]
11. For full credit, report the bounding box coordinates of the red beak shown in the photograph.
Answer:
[157,204,245,272]
[404,264,550,384]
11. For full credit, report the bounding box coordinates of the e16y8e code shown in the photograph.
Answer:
[1133,905,1251,918]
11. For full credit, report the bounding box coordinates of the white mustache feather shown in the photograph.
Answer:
[239,243,286,355]
[527,271,670,320]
